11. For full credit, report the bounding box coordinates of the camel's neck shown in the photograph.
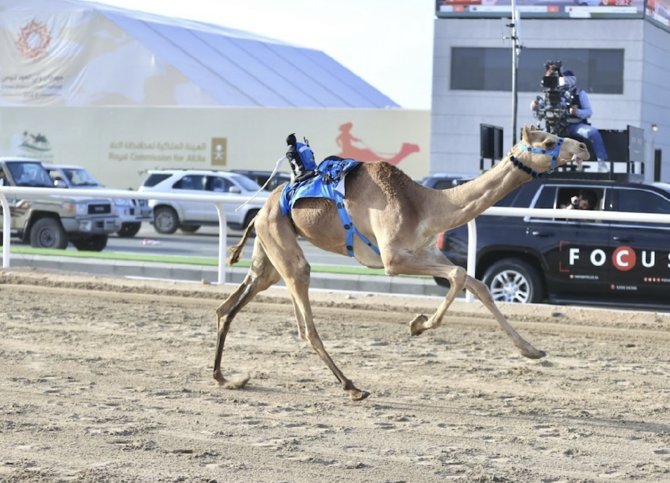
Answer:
[426,154,533,233]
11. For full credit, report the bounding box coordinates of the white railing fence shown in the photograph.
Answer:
[0,186,267,284]
[2,187,670,300]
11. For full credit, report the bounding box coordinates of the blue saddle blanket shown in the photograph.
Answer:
[279,158,359,215]
[279,158,380,257]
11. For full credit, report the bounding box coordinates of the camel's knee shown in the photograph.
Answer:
[288,258,311,285]
[216,284,246,321]
[381,252,404,277]
[446,266,467,290]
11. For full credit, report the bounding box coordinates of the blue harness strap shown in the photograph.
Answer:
[517,137,564,174]
[333,191,380,257]
[280,158,380,257]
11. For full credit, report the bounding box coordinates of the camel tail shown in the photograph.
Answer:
[227,217,256,265]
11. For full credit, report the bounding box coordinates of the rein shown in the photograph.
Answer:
[510,137,564,177]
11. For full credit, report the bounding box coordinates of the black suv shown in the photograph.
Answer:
[435,172,670,309]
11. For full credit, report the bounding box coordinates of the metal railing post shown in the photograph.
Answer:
[215,202,227,284]
[465,219,477,302]
[1,194,11,268]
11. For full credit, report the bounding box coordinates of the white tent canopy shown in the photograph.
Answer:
[0,0,398,108]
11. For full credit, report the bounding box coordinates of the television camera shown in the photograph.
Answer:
[532,61,572,136]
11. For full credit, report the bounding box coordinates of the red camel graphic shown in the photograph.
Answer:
[335,122,419,165]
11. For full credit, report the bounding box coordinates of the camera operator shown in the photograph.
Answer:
[563,189,598,211]
[531,69,609,173]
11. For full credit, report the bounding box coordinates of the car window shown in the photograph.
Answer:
[206,176,232,193]
[434,180,458,189]
[47,169,65,183]
[494,189,519,207]
[529,185,557,217]
[142,173,171,187]
[615,188,670,215]
[62,168,100,187]
[268,174,291,190]
[6,161,54,188]
[229,173,263,192]
[555,187,603,211]
[528,185,604,222]
[612,188,670,226]
[174,175,205,191]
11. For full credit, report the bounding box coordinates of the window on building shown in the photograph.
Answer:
[451,48,624,94]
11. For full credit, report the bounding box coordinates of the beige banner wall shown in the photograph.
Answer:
[0,107,430,189]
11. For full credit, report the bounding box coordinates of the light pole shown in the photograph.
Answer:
[505,1,522,145]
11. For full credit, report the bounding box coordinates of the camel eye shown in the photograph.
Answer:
[544,141,556,150]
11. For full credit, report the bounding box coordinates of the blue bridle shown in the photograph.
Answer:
[511,137,564,177]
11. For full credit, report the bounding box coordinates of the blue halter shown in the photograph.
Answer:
[514,137,564,176]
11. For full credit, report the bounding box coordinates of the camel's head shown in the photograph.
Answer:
[514,125,590,175]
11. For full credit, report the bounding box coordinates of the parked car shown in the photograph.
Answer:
[231,169,291,192]
[434,171,670,309]
[420,172,479,189]
[138,169,270,234]
[43,164,153,238]
[0,158,120,251]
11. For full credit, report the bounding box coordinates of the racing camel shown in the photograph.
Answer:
[213,125,590,401]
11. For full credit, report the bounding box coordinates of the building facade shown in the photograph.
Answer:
[430,14,670,180]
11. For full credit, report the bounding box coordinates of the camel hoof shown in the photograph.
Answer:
[409,314,429,336]
[214,372,251,389]
[349,389,370,401]
[521,348,546,360]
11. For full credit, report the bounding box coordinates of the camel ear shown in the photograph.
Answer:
[521,125,531,143]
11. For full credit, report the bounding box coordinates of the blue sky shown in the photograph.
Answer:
[94,0,435,110]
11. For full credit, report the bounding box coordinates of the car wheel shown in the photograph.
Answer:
[244,210,258,229]
[116,222,142,238]
[482,259,544,304]
[179,225,201,233]
[30,218,68,249]
[72,235,108,252]
[433,276,449,288]
[153,206,179,234]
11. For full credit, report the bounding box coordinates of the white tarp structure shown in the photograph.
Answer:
[0,0,399,108]
[0,1,431,188]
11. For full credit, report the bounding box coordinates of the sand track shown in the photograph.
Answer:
[2,269,670,482]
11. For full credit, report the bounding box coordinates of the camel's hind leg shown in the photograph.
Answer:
[213,237,281,388]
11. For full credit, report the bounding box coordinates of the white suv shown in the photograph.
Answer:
[138,169,270,234]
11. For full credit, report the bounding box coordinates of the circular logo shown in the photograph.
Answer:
[612,246,636,272]
[16,20,51,60]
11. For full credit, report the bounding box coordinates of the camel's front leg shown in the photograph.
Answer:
[290,275,369,401]
[409,264,465,336]
[290,296,307,342]
[382,248,545,360]
[283,259,370,401]
[464,276,545,359]
[261,232,369,400]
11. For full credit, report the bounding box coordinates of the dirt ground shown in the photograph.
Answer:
[2,268,670,483]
